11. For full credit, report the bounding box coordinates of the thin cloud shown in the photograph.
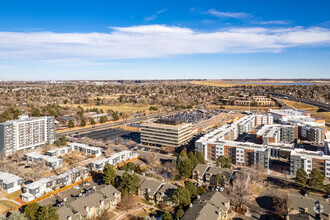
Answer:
[0,25,329,61]
[254,20,290,25]
[144,9,167,21]
[207,9,250,19]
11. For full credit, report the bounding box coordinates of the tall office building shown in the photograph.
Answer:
[141,119,192,148]
[0,115,55,156]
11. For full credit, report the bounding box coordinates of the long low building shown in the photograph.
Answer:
[21,166,89,202]
[90,150,139,171]
[24,151,64,170]
[196,140,270,169]
[68,143,103,157]
[141,119,192,148]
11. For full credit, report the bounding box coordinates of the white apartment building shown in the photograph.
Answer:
[24,151,64,170]
[90,150,139,171]
[0,172,24,194]
[68,143,103,157]
[267,109,310,122]
[0,115,55,156]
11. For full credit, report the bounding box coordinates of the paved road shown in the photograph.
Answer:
[56,103,210,139]
[237,88,330,112]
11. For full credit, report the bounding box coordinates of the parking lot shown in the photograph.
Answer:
[74,128,140,142]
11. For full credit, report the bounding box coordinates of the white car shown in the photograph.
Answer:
[73,185,80,189]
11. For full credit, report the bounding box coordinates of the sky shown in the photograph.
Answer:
[0,0,330,80]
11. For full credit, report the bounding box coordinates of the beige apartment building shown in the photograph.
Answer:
[141,119,192,148]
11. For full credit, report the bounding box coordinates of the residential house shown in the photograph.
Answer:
[182,191,230,220]
[154,183,178,206]
[138,178,164,202]
[68,143,103,157]
[24,151,63,170]
[205,166,222,185]
[192,164,209,182]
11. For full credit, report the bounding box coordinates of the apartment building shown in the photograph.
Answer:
[299,125,326,144]
[290,149,330,180]
[0,115,55,156]
[267,109,310,122]
[256,125,281,144]
[68,143,103,157]
[0,172,24,194]
[140,119,192,148]
[24,151,64,170]
[21,166,89,202]
[90,150,139,172]
[195,140,270,169]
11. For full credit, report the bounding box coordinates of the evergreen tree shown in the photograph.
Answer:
[60,135,67,146]
[197,185,206,195]
[172,186,191,207]
[68,120,75,128]
[24,202,40,220]
[178,158,194,179]
[100,116,107,123]
[195,151,206,164]
[103,163,116,185]
[176,208,184,219]
[184,181,197,198]
[161,212,173,220]
[188,151,199,167]
[36,204,59,220]
[32,108,41,117]
[119,172,141,195]
[90,118,96,125]
[80,119,86,127]
[216,156,232,168]
[307,168,324,190]
[295,168,308,187]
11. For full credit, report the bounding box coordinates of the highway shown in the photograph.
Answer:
[237,88,330,112]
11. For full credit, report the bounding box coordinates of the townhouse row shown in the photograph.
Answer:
[57,184,121,220]
[21,166,89,202]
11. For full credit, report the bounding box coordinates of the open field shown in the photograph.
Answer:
[278,99,319,112]
[62,103,154,113]
[207,104,280,111]
[190,80,238,87]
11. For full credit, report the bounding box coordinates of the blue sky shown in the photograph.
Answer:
[0,0,330,80]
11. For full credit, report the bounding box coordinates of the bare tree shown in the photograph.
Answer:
[272,193,289,218]
[117,195,139,211]
[230,169,253,208]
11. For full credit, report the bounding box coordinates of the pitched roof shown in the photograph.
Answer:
[182,191,230,220]
[193,164,209,175]
[56,206,78,220]
[69,192,104,216]
[99,184,121,200]
[139,178,164,196]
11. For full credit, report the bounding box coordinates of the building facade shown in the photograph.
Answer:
[0,115,55,156]
[141,120,192,148]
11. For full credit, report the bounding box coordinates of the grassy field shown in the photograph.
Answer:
[5,190,22,200]
[63,103,153,113]
[278,99,319,112]
[207,104,280,111]
[190,81,238,87]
